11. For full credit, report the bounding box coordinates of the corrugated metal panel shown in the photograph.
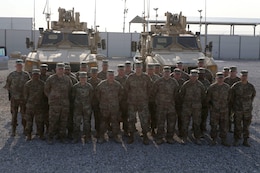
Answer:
[0,17,32,30]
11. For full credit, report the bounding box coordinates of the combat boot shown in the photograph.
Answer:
[194,139,202,145]
[233,139,240,146]
[155,138,163,145]
[114,135,122,143]
[221,139,230,147]
[166,136,175,144]
[127,133,134,144]
[11,126,16,137]
[210,138,217,146]
[47,137,54,145]
[26,134,32,141]
[22,118,26,135]
[243,138,250,147]
[143,134,149,145]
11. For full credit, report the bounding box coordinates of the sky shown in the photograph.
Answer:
[1,0,260,35]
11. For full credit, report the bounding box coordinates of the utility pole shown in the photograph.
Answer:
[198,9,202,33]
[123,0,128,33]
[154,8,158,25]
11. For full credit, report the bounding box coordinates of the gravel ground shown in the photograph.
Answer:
[0,59,259,173]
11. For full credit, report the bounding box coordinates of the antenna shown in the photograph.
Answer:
[123,0,128,33]
[43,0,51,29]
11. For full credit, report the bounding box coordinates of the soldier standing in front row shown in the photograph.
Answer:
[24,69,45,141]
[96,70,123,143]
[207,72,231,147]
[152,66,179,145]
[180,69,205,145]
[44,63,72,144]
[71,72,93,143]
[231,70,256,147]
[5,59,31,136]
[125,61,152,145]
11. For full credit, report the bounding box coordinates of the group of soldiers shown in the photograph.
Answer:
[4,57,256,147]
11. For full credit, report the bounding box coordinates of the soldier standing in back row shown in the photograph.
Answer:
[197,57,214,83]
[175,61,190,81]
[152,66,179,145]
[96,70,123,143]
[71,72,93,143]
[75,61,90,80]
[97,60,109,80]
[5,59,31,136]
[88,67,102,137]
[207,72,231,147]
[124,61,134,76]
[231,70,256,147]
[224,66,241,132]
[125,61,152,145]
[223,67,230,78]
[44,63,72,144]
[146,63,160,136]
[180,69,205,145]
[24,69,45,141]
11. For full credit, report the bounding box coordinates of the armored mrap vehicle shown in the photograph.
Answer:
[132,12,217,74]
[24,7,105,72]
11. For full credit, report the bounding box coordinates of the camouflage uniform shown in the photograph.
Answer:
[180,70,205,142]
[72,77,93,142]
[24,70,45,139]
[5,61,31,135]
[96,78,123,142]
[197,57,214,83]
[97,71,107,80]
[207,79,231,143]
[44,72,72,142]
[152,71,179,143]
[125,70,152,143]
[87,73,102,137]
[231,73,256,146]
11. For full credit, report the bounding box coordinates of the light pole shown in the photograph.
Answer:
[198,9,202,33]
[204,0,207,52]
[153,8,158,25]
[123,0,128,33]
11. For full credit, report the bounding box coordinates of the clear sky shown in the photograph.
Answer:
[1,0,259,35]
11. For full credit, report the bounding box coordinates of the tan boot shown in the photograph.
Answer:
[143,134,149,145]
[11,126,16,137]
[26,134,32,141]
[221,139,230,147]
[127,133,134,144]
[243,138,250,147]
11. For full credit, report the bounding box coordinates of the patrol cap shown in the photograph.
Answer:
[117,64,125,70]
[16,59,23,64]
[216,72,224,78]
[163,66,171,72]
[80,61,88,68]
[32,69,40,75]
[154,63,160,67]
[102,59,109,65]
[229,66,237,72]
[240,70,248,76]
[107,69,114,75]
[198,67,206,74]
[64,65,71,70]
[197,57,205,63]
[176,61,183,65]
[56,62,65,68]
[223,67,230,72]
[40,64,48,69]
[135,61,142,68]
[64,62,70,66]
[79,71,87,78]
[174,68,181,74]
[125,61,132,66]
[190,69,198,76]
[147,63,155,69]
[90,67,98,73]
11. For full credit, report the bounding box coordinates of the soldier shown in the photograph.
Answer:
[115,64,128,134]
[231,70,256,147]
[172,68,185,137]
[152,66,179,145]
[24,69,45,141]
[96,70,123,143]
[198,67,211,133]
[87,67,102,137]
[174,61,190,81]
[154,63,162,77]
[207,72,231,146]
[124,61,134,76]
[71,72,93,143]
[224,66,241,132]
[125,61,152,145]
[64,64,78,139]
[180,69,205,145]
[5,59,31,136]
[197,57,214,83]
[146,63,160,136]
[44,63,73,144]
[223,67,230,78]
[40,64,50,134]
[97,59,109,80]
[75,61,90,80]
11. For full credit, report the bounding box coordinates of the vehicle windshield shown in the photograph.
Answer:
[41,32,89,46]
[152,36,199,49]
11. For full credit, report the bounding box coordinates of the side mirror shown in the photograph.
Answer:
[101,39,106,50]
[131,41,137,52]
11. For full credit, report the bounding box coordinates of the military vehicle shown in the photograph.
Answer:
[24,7,106,73]
[131,12,217,74]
